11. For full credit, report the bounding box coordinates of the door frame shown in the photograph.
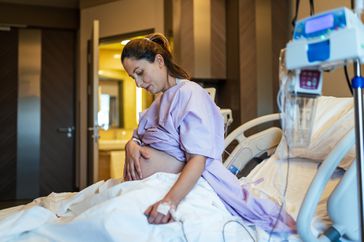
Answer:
[86,28,154,185]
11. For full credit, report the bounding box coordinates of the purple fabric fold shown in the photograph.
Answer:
[135,79,296,233]
[202,160,296,233]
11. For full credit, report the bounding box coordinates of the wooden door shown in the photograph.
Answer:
[0,29,18,201]
[40,29,76,195]
[87,20,100,184]
[0,28,76,203]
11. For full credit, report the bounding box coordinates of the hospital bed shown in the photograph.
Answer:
[223,96,359,241]
[0,97,358,242]
[223,113,282,176]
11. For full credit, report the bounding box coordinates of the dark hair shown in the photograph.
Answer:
[121,33,190,80]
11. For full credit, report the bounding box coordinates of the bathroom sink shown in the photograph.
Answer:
[99,139,128,151]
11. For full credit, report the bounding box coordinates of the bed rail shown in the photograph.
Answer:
[223,113,282,175]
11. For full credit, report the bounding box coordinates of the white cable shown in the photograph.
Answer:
[268,133,291,242]
[354,0,364,16]
[222,219,256,242]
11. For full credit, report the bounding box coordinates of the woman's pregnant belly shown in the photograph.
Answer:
[140,146,185,178]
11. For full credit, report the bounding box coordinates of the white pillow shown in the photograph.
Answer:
[276,96,354,170]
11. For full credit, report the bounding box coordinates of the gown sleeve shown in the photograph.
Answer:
[175,84,224,161]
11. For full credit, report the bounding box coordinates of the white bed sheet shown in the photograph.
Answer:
[242,154,342,239]
[0,173,262,242]
[0,155,339,242]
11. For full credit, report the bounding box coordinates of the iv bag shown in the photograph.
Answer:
[278,48,318,148]
[282,87,318,148]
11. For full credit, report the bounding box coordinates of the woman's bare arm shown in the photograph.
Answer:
[144,154,206,224]
[163,154,205,205]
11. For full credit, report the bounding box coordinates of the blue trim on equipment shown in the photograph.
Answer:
[307,40,330,62]
[352,76,364,89]
[323,226,342,242]
[228,165,239,175]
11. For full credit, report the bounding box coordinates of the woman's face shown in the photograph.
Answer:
[122,54,168,94]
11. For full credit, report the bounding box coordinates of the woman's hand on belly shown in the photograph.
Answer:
[124,140,151,181]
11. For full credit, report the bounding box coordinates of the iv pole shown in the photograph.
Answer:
[353,1,364,241]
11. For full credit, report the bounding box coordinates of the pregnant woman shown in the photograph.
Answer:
[121,33,295,233]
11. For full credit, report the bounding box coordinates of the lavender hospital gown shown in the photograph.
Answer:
[134,79,296,233]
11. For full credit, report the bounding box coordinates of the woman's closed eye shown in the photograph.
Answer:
[135,70,144,76]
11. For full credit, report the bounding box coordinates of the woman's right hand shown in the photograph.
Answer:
[124,139,150,181]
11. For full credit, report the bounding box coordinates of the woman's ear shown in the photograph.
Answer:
[155,54,165,67]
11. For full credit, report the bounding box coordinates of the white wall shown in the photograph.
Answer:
[78,0,164,188]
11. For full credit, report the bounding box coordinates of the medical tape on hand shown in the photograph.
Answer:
[156,202,175,216]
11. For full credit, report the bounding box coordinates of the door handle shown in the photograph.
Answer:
[57,126,75,138]
[88,124,106,131]
[87,125,104,141]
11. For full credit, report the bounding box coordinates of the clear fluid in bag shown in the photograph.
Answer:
[283,94,318,148]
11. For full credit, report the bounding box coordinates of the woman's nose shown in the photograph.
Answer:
[135,76,143,87]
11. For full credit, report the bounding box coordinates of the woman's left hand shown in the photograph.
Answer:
[144,199,175,224]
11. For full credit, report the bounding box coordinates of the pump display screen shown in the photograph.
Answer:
[305,14,334,34]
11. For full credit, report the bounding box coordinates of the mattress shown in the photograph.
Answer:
[241,154,342,239]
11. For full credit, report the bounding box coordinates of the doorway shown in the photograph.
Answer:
[0,27,76,205]
[87,29,154,184]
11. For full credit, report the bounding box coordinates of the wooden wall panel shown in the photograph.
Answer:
[0,3,78,30]
[239,0,257,123]
[179,0,195,75]
[271,0,290,112]
[225,0,241,130]
[40,29,76,195]
[211,0,226,79]
[0,29,18,201]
